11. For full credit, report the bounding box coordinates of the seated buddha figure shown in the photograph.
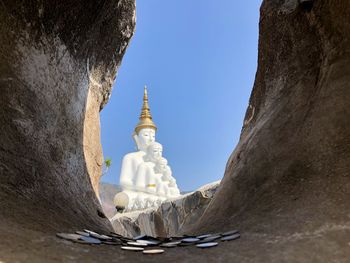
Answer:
[134,142,164,195]
[155,157,180,198]
[153,158,171,197]
[114,86,181,212]
[119,127,155,190]
[119,87,157,191]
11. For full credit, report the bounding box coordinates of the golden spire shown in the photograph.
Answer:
[135,86,157,134]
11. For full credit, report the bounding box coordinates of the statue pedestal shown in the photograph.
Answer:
[114,190,167,212]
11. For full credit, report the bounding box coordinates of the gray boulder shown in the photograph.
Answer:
[111,181,220,237]
[0,0,135,233]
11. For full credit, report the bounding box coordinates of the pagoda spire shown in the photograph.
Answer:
[135,85,157,134]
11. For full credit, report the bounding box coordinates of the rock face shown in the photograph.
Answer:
[111,181,220,237]
[111,182,220,237]
[99,181,194,220]
[190,0,350,261]
[0,0,135,234]
[99,182,122,218]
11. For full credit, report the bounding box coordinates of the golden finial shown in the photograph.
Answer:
[135,85,157,134]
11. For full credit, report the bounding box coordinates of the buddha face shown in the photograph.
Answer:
[158,158,168,170]
[154,157,168,174]
[133,128,156,151]
[146,142,163,162]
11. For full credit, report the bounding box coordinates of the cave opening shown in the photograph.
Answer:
[2,0,350,261]
[98,0,261,237]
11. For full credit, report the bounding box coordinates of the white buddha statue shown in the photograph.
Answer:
[119,86,157,191]
[155,157,180,197]
[119,128,155,190]
[134,142,162,193]
[114,86,181,212]
[154,158,171,197]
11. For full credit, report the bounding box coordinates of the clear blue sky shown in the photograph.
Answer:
[100,0,262,191]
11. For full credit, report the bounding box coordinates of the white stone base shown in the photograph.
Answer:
[114,190,168,212]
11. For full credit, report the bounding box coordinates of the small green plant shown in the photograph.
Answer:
[105,158,112,168]
[103,158,112,175]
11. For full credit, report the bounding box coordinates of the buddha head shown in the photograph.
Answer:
[133,86,157,152]
[145,142,163,162]
[133,128,156,152]
[154,157,168,174]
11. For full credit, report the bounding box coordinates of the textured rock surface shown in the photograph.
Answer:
[190,0,350,261]
[0,0,135,234]
[99,182,122,218]
[110,181,220,237]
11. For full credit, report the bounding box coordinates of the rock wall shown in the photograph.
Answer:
[191,0,350,261]
[99,182,122,218]
[111,181,220,237]
[0,0,135,233]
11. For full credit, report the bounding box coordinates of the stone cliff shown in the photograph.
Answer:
[191,0,350,261]
[0,0,135,233]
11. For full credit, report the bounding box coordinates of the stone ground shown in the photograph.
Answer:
[1,217,349,263]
